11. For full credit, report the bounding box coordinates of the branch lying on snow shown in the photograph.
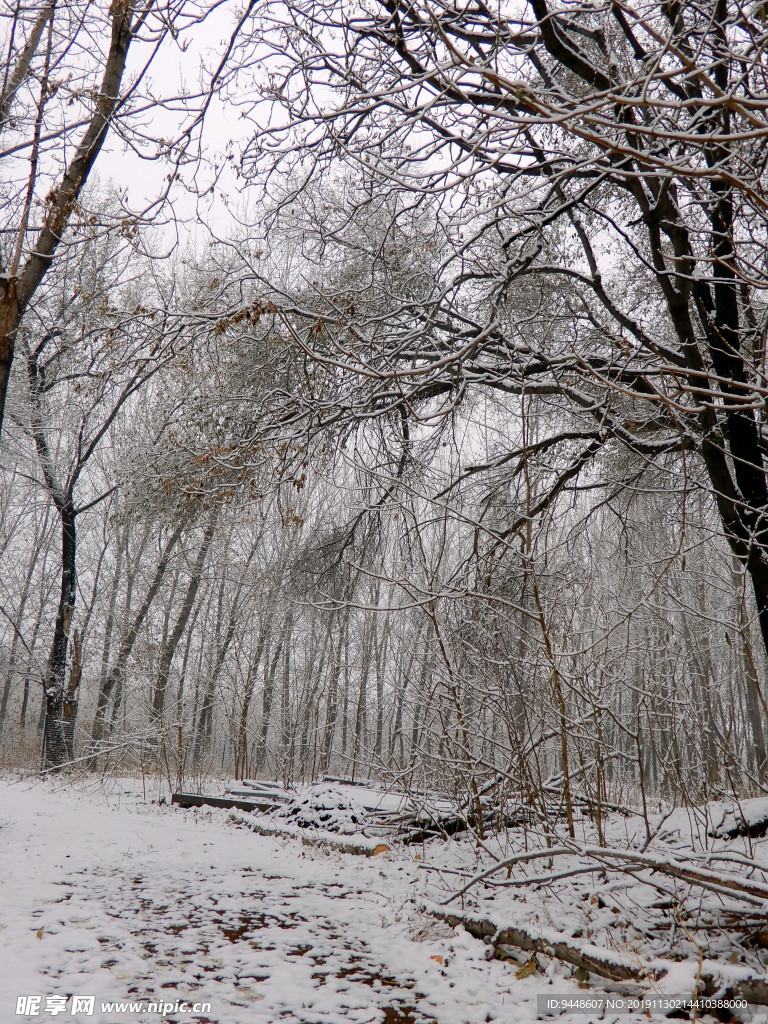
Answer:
[458,765,637,821]
[577,844,768,906]
[442,842,768,908]
[443,846,573,901]
[426,904,768,1004]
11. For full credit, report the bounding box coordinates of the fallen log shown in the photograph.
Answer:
[711,802,768,841]
[171,792,279,813]
[427,905,768,1005]
[428,906,651,983]
[227,810,390,857]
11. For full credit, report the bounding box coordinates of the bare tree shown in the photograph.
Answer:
[236,0,768,669]
[15,236,182,768]
[0,0,255,438]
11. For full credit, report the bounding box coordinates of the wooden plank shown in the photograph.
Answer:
[239,779,290,791]
[171,792,278,813]
[226,787,290,803]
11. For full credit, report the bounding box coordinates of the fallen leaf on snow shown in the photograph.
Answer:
[515,956,537,979]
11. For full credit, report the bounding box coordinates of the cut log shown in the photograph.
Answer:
[428,907,652,983]
[228,810,384,856]
[171,792,279,813]
[427,906,768,1005]
[710,799,768,840]
[226,786,290,804]
[239,779,291,794]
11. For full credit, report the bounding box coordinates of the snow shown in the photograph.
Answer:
[0,775,552,1024]
[1,776,764,1024]
[273,782,378,834]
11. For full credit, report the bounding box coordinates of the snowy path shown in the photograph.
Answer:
[0,778,542,1024]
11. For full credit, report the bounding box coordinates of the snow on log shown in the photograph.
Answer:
[426,904,651,982]
[171,792,281,813]
[426,905,768,1005]
[710,798,768,840]
[227,809,389,856]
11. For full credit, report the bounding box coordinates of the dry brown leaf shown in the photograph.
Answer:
[515,956,537,979]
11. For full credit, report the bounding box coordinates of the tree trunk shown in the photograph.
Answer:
[0,517,47,733]
[235,629,269,779]
[152,510,218,721]
[733,568,768,782]
[42,502,76,770]
[90,530,125,744]
[62,629,82,757]
[21,565,50,730]
[0,3,135,440]
[255,634,284,772]
[321,611,349,774]
[299,619,333,776]
[191,547,254,767]
[91,520,186,746]
[0,3,54,127]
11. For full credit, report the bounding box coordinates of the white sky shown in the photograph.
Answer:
[1,1,262,263]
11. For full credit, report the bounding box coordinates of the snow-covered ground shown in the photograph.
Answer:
[0,775,762,1024]
[0,775,554,1024]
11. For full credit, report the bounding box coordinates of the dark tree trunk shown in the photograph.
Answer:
[0,278,19,441]
[0,4,134,441]
[62,630,83,758]
[191,547,252,767]
[42,503,77,770]
[255,635,284,771]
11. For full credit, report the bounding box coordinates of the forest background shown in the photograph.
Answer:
[1,0,767,831]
